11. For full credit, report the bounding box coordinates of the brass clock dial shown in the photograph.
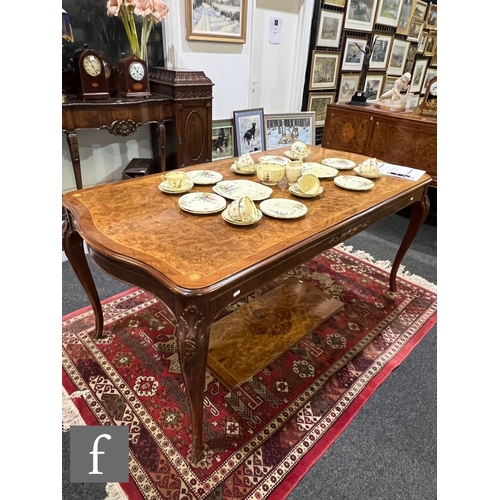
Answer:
[430,81,437,96]
[82,55,103,77]
[129,62,145,81]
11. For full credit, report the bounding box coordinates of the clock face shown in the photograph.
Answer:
[430,81,437,96]
[82,55,102,77]
[103,60,112,79]
[129,62,145,81]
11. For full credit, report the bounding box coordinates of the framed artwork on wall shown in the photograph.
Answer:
[344,0,379,32]
[309,51,340,90]
[369,34,393,70]
[383,76,398,93]
[307,93,335,127]
[386,38,410,76]
[375,0,404,28]
[417,30,428,53]
[423,31,437,57]
[338,73,360,103]
[233,108,265,156]
[212,119,234,161]
[341,37,368,71]
[412,1,428,20]
[316,10,344,48]
[364,73,385,101]
[409,58,428,93]
[186,0,247,43]
[396,0,417,35]
[324,0,346,6]
[264,112,316,150]
[422,67,437,93]
[406,17,424,42]
[425,4,437,30]
[407,43,418,60]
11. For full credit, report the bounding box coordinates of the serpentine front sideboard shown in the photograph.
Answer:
[321,103,437,187]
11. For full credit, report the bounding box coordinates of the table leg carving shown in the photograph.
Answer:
[390,190,430,291]
[157,121,167,172]
[65,131,83,190]
[62,215,104,338]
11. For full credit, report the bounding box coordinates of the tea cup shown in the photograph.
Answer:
[256,163,285,185]
[285,161,303,184]
[298,173,320,194]
[290,141,308,157]
[235,153,255,173]
[227,196,258,222]
[161,171,187,190]
[358,157,380,176]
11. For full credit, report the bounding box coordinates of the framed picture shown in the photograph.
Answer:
[407,43,418,60]
[324,0,346,6]
[264,112,316,150]
[307,93,335,127]
[342,37,368,71]
[186,0,247,43]
[409,58,428,93]
[369,34,393,70]
[396,0,417,35]
[316,10,344,48]
[233,108,265,156]
[422,67,437,93]
[412,0,428,20]
[423,31,437,57]
[212,119,234,161]
[425,4,437,30]
[375,0,404,28]
[364,73,385,101]
[417,30,428,53]
[405,93,420,109]
[338,73,361,103]
[344,0,379,32]
[430,52,437,66]
[387,38,410,76]
[383,76,398,93]
[309,51,340,90]
[407,17,424,42]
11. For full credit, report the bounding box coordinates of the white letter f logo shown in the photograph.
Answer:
[89,433,111,474]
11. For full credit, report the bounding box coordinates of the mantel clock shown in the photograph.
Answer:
[118,54,151,98]
[73,47,110,100]
[419,75,437,116]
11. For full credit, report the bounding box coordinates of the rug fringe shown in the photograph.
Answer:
[335,243,437,293]
[104,482,128,500]
[62,387,86,431]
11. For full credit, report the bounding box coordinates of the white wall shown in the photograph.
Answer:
[62,0,314,193]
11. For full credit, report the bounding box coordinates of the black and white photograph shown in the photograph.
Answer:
[344,0,379,32]
[316,10,344,48]
[309,51,340,90]
[233,108,265,156]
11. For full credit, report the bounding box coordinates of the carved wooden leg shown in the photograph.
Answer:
[390,191,430,291]
[157,121,167,172]
[62,212,104,338]
[65,131,83,190]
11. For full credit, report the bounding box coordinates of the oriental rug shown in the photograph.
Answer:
[62,245,437,500]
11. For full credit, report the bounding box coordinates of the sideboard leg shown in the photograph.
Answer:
[157,121,167,172]
[390,191,430,291]
[65,131,83,190]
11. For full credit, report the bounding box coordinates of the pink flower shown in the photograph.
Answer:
[151,0,169,23]
[106,0,124,17]
[133,0,152,17]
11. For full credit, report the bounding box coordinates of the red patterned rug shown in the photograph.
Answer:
[62,245,437,500]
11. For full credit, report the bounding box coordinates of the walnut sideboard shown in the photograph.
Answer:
[321,103,437,187]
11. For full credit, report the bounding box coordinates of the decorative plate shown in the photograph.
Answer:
[353,166,381,179]
[334,175,374,191]
[186,170,223,185]
[258,155,289,166]
[178,192,227,214]
[289,183,324,198]
[158,180,194,194]
[259,199,308,219]
[321,158,356,170]
[301,162,338,179]
[230,163,257,175]
[284,149,311,160]
[221,208,263,226]
[212,180,273,201]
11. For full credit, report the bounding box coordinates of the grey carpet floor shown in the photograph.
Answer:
[62,210,437,500]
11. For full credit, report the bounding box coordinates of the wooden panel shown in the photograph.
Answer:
[322,108,371,154]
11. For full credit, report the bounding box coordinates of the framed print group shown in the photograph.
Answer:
[387,38,410,76]
[307,93,335,127]
[342,37,368,71]
[264,112,316,150]
[344,0,378,32]
[338,74,360,103]
[316,10,344,48]
[233,108,265,156]
[309,51,340,90]
[369,34,393,70]
[186,0,247,43]
[375,0,404,28]
[212,119,234,161]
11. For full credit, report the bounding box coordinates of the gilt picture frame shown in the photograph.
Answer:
[316,10,344,48]
[375,0,404,28]
[338,73,361,103]
[413,0,428,20]
[423,31,437,57]
[344,0,378,32]
[233,108,265,156]
[212,119,234,161]
[425,4,437,30]
[407,17,424,42]
[396,0,417,35]
[307,93,335,127]
[324,0,346,6]
[309,51,340,90]
[264,112,316,150]
[186,0,247,43]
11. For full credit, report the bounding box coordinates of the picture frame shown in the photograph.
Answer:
[386,38,410,76]
[407,43,418,61]
[309,51,340,90]
[396,0,417,35]
[383,76,398,93]
[375,0,404,28]
[211,119,235,161]
[369,34,393,70]
[307,93,335,127]
[425,4,437,30]
[409,58,428,93]
[344,0,379,32]
[422,67,437,94]
[364,73,385,101]
[233,108,265,156]
[423,31,437,57]
[316,10,344,48]
[412,0,428,20]
[341,37,368,71]
[338,73,361,103]
[186,0,247,43]
[324,0,346,6]
[406,17,424,43]
[405,93,420,109]
[264,112,316,150]
[417,30,428,54]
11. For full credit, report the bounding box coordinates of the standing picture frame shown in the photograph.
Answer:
[386,38,410,76]
[341,37,368,71]
[316,10,344,48]
[264,112,316,150]
[409,58,428,93]
[212,119,235,161]
[375,0,404,28]
[344,0,379,32]
[233,108,265,156]
[396,0,417,35]
[369,34,393,70]
[186,0,247,43]
[364,73,385,101]
[307,93,335,127]
[338,73,361,103]
[309,51,340,90]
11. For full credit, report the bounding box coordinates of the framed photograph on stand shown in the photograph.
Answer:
[341,37,368,71]
[307,93,335,127]
[309,51,340,90]
[375,0,404,28]
[316,10,344,48]
[364,73,385,101]
[396,0,417,35]
[369,34,393,70]
[233,108,265,156]
[212,119,234,161]
[264,112,316,150]
[344,0,379,32]
[338,73,361,103]
[409,58,428,93]
[387,38,410,76]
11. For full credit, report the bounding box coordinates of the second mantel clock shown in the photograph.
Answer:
[419,75,437,116]
[119,54,151,98]
[75,47,110,100]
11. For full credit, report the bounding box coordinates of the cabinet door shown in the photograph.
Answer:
[322,108,371,154]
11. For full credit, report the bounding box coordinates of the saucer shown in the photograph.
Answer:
[334,176,374,191]
[178,192,226,214]
[230,163,257,175]
[221,208,263,226]
[186,170,223,185]
[158,180,194,194]
[321,158,356,170]
[354,166,381,179]
[289,183,324,198]
[301,162,338,179]
[258,155,288,167]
